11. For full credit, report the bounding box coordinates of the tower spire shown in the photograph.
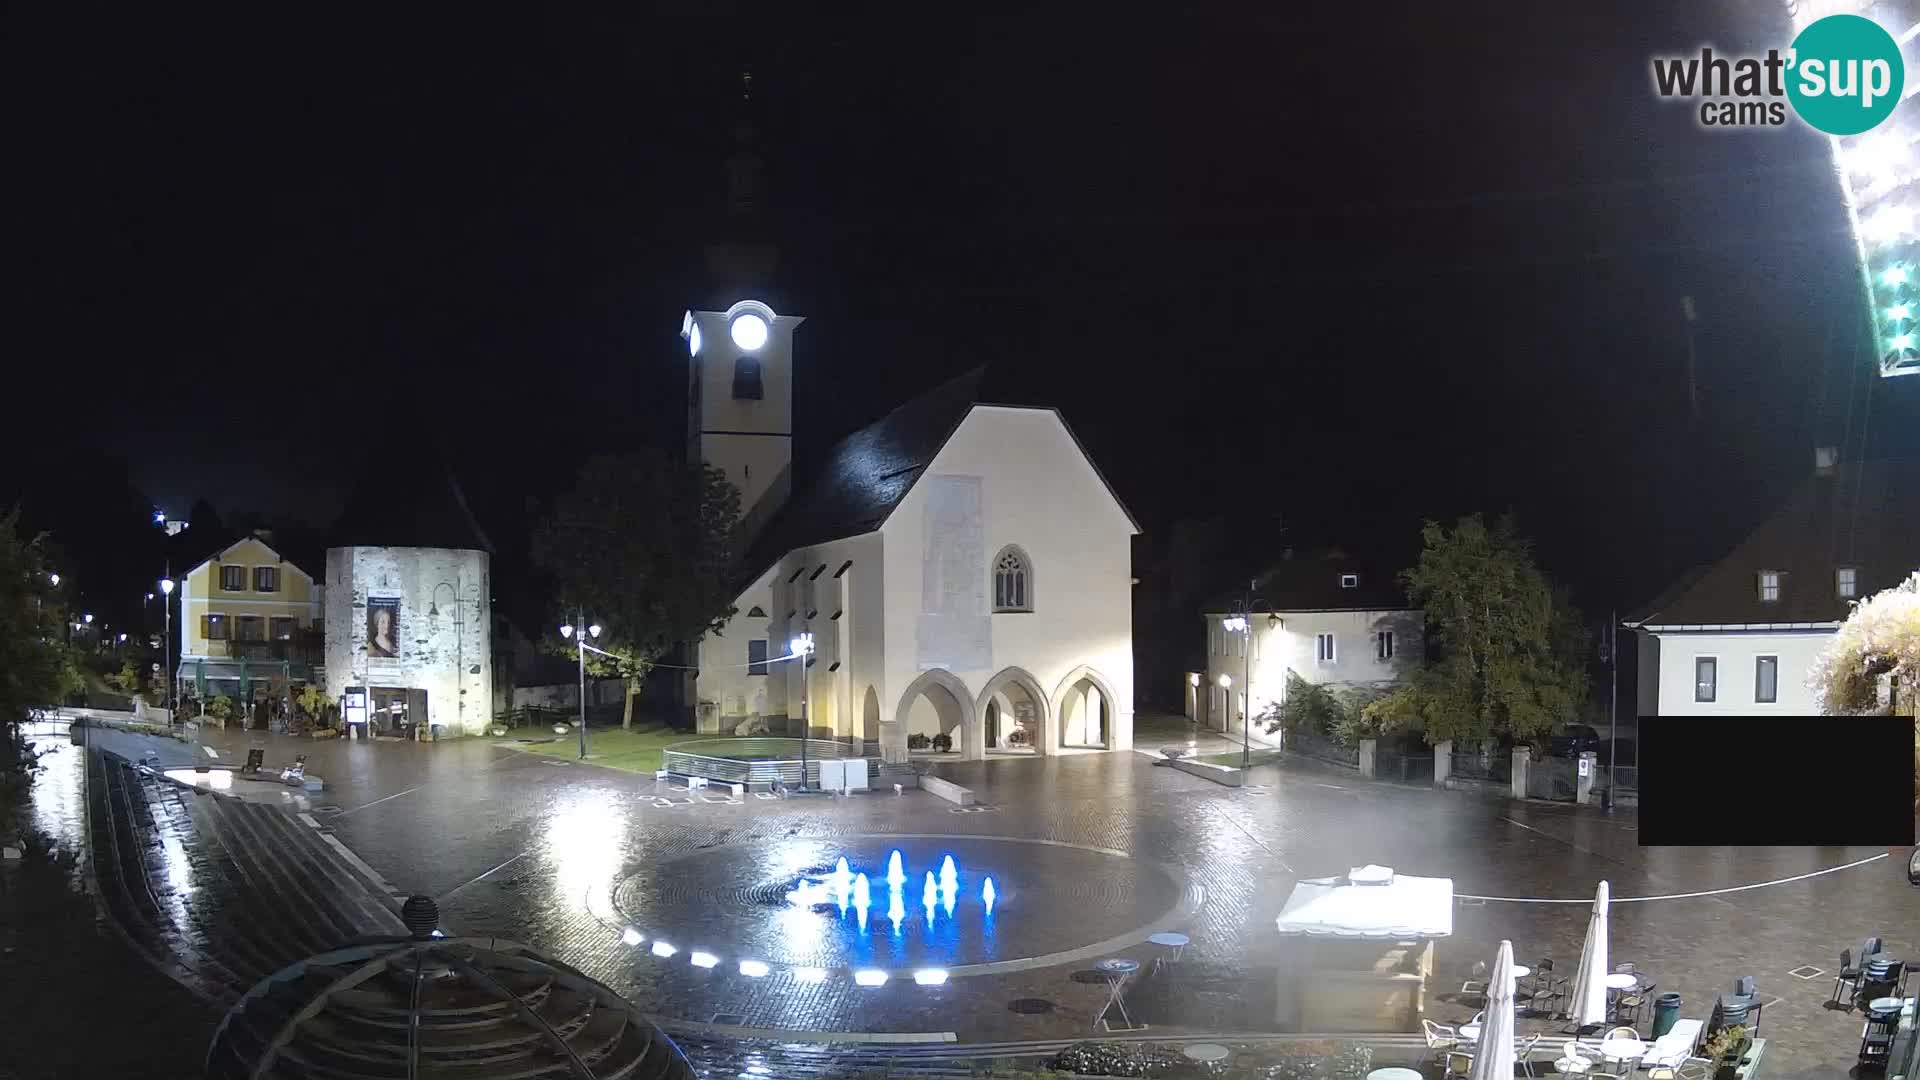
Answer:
[706,66,779,301]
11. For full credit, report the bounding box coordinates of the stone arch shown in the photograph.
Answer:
[977,666,1049,757]
[1052,664,1121,751]
[891,668,979,761]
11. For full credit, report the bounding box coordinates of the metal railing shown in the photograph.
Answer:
[1449,744,1512,784]
[1375,748,1434,784]
[661,737,876,786]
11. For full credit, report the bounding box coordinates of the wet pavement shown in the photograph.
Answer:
[29,720,1920,1078]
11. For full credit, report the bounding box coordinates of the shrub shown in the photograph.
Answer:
[907,732,931,750]
[931,732,953,752]
[206,694,233,722]
[1007,727,1031,747]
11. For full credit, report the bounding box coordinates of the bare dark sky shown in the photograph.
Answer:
[8,3,1917,618]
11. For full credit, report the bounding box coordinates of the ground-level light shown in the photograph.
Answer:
[650,941,677,958]
[620,927,643,946]
[913,968,949,985]
[689,951,719,969]
[737,960,770,977]
[854,969,889,987]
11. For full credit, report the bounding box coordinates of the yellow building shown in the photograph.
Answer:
[177,533,324,712]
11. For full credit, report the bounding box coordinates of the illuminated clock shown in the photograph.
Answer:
[730,311,769,351]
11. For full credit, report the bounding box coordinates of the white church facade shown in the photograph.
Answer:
[682,301,1137,762]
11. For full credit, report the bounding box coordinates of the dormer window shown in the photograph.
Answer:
[1836,567,1858,599]
[1340,574,1359,589]
[1757,570,1781,603]
[732,355,764,400]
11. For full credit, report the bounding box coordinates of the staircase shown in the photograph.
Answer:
[84,750,407,1007]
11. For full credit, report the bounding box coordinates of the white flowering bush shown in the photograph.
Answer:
[1809,571,1920,715]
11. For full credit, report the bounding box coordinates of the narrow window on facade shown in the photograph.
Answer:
[1694,657,1717,702]
[270,617,298,640]
[235,616,265,642]
[253,566,279,592]
[747,639,769,675]
[203,614,228,640]
[1757,570,1781,603]
[1316,632,1336,664]
[1340,573,1359,588]
[1755,655,1778,703]
[219,565,246,591]
[992,546,1032,612]
[732,355,764,399]
[1836,567,1858,599]
[1376,630,1395,661]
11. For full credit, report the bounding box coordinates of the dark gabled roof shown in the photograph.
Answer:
[330,455,496,555]
[742,366,987,574]
[1201,549,1414,614]
[169,527,323,582]
[1627,459,1920,627]
[739,363,1141,585]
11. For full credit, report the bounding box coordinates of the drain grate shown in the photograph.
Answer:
[1789,965,1826,980]
[709,1012,745,1026]
[1008,997,1056,1015]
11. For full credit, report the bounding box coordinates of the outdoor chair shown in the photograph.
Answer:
[1554,1039,1602,1075]
[1516,1032,1546,1078]
[1646,1057,1714,1079]
[1421,1018,1461,1064]
[1527,958,1566,1009]
[1605,1026,1639,1042]
[1441,1049,1475,1077]
[1460,960,1489,1004]
[1732,975,1756,998]
[1830,947,1863,1008]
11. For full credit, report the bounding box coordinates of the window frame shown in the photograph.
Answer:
[253,565,280,593]
[1754,655,1778,704]
[234,615,265,642]
[1836,566,1858,599]
[1315,632,1336,665]
[731,355,764,400]
[1757,570,1781,603]
[1694,656,1718,703]
[1340,573,1359,589]
[203,613,229,641]
[991,545,1034,613]
[747,639,769,676]
[219,564,247,592]
[270,616,298,641]
[1376,629,1395,661]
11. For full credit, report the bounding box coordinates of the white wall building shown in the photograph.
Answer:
[1193,552,1424,737]
[324,545,493,738]
[682,301,1138,762]
[1627,454,1920,716]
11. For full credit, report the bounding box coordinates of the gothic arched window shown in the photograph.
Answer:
[992,545,1033,613]
[732,355,764,400]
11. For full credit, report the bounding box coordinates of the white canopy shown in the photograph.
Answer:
[1274,865,1455,939]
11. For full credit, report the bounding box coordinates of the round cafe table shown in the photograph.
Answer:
[1604,973,1640,990]
[1366,1070,1424,1080]
[1599,1036,1647,1066]
[1459,1022,1482,1041]
[1148,931,1191,961]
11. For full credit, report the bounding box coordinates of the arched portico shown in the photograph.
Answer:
[890,668,979,761]
[861,685,881,751]
[1051,664,1121,751]
[977,666,1048,756]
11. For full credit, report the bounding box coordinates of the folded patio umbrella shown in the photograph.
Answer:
[1467,940,1518,1080]
[1567,879,1611,1030]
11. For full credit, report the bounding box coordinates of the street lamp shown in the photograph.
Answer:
[160,577,175,714]
[1223,577,1257,769]
[560,616,603,759]
[48,573,59,586]
[789,633,815,791]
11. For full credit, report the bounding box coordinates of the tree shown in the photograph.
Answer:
[532,452,743,729]
[1,507,84,833]
[1810,571,1920,716]
[1363,514,1588,743]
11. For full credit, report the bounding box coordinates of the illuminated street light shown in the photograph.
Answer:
[1217,673,1231,688]
[83,613,93,624]
[48,573,59,586]
[560,624,574,639]
[561,611,603,759]
[587,623,602,639]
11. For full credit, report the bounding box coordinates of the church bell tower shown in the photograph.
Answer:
[684,71,800,546]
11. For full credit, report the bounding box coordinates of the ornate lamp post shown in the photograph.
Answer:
[559,616,603,759]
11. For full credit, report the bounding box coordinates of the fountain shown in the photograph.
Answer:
[939,855,959,915]
[982,876,997,915]
[834,857,851,908]
[887,884,906,933]
[886,850,907,888]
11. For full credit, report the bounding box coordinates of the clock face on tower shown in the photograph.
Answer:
[688,322,702,357]
[730,311,769,351]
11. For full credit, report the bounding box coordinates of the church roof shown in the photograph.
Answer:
[1626,458,1920,628]
[1200,549,1415,615]
[741,364,1137,582]
[329,443,496,554]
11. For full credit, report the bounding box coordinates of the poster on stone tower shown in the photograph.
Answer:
[917,474,989,672]
[366,595,402,660]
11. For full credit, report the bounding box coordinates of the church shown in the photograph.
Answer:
[682,310,1138,763]
[676,77,1136,763]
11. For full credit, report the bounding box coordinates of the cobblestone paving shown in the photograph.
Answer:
[45,724,1920,1078]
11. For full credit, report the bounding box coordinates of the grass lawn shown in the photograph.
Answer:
[1132,710,1202,743]
[489,724,685,774]
[1192,748,1285,769]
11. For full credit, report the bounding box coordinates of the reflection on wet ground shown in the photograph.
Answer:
[34,723,1918,1077]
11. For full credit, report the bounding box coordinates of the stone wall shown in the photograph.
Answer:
[324,546,492,737]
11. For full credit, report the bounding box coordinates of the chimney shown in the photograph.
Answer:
[1814,446,1839,476]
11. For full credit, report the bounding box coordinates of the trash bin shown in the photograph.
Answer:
[1652,992,1683,1038]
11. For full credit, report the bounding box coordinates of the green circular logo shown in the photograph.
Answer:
[1788,14,1905,135]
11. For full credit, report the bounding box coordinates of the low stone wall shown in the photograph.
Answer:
[1164,757,1244,787]
[919,774,975,807]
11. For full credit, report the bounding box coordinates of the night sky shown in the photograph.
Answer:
[9,3,1919,630]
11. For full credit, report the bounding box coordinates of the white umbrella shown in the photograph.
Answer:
[1467,939,1518,1080]
[1567,879,1611,1030]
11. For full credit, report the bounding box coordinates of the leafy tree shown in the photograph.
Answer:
[1363,514,1588,743]
[1259,673,1393,746]
[532,452,743,729]
[1,508,84,832]
[1810,571,1920,716]
[104,659,142,697]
